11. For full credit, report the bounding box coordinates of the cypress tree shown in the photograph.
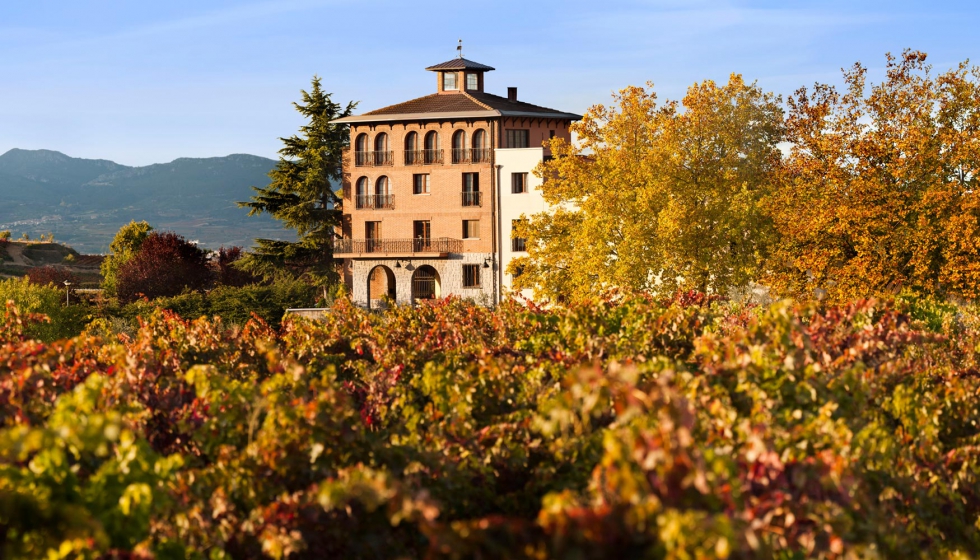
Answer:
[239,76,356,285]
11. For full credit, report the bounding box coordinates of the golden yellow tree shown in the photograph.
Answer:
[511,76,783,301]
[766,51,980,301]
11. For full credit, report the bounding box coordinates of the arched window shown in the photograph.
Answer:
[424,131,440,164]
[471,129,486,163]
[411,265,440,302]
[405,131,419,164]
[375,176,389,196]
[355,134,369,166]
[373,133,389,165]
[373,176,392,210]
[452,130,467,164]
[355,177,369,209]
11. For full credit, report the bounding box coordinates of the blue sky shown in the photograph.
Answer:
[1,0,977,166]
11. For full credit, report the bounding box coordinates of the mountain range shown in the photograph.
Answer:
[0,149,292,253]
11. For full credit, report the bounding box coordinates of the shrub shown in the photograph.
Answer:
[116,231,211,303]
[0,277,88,341]
[27,266,79,291]
[212,246,260,287]
[3,295,980,557]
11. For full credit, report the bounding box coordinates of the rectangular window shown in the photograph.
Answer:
[366,221,381,253]
[463,264,481,288]
[463,219,480,239]
[466,73,478,90]
[511,172,527,194]
[512,219,527,252]
[443,72,457,90]
[462,173,480,206]
[413,220,430,251]
[413,173,430,194]
[505,129,530,148]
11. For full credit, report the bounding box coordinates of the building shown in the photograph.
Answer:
[333,54,580,308]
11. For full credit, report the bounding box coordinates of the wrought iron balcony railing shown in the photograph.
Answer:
[354,194,395,210]
[334,237,462,256]
[461,191,482,207]
[404,149,444,165]
[354,150,394,167]
[451,148,492,164]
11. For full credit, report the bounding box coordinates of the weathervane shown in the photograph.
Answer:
[457,38,463,59]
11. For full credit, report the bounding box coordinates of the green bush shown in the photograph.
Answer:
[0,277,88,341]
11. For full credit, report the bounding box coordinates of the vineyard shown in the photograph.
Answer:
[1,292,979,558]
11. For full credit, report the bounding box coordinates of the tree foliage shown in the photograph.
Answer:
[766,50,980,302]
[512,76,782,302]
[115,231,211,303]
[0,278,87,341]
[239,76,356,285]
[100,220,153,297]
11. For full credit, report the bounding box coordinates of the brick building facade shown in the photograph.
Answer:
[334,55,580,307]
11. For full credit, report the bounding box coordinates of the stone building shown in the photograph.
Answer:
[334,54,580,307]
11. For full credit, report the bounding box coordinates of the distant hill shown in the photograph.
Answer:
[0,149,294,253]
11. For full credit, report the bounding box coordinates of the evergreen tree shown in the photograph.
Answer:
[239,76,356,285]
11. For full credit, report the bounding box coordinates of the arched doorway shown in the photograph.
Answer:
[367,265,396,309]
[411,265,440,303]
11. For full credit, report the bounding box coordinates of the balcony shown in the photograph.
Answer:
[404,149,444,165]
[354,194,395,210]
[461,191,482,207]
[354,150,394,167]
[334,237,462,258]
[451,148,492,164]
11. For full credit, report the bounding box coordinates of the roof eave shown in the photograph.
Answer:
[334,110,501,124]
[498,111,583,120]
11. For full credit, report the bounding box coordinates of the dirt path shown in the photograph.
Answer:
[4,243,30,266]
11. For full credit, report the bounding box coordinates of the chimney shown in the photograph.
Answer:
[507,87,517,101]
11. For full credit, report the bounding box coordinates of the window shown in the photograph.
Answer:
[355,177,369,209]
[462,173,480,206]
[373,133,389,165]
[424,131,440,164]
[549,130,556,139]
[405,131,419,164]
[452,130,467,163]
[355,133,369,166]
[443,72,457,90]
[512,219,527,252]
[506,129,530,148]
[471,129,487,163]
[366,221,381,252]
[463,220,480,239]
[413,220,431,251]
[463,264,481,288]
[413,174,430,194]
[511,172,527,194]
[466,73,478,90]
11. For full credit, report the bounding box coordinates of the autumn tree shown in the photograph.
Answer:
[116,231,212,302]
[765,51,980,301]
[239,76,356,286]
[511,76,782,301]
[101,220,153,297]
[212,246,259,287]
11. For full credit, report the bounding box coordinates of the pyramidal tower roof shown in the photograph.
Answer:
[424,58,496,72]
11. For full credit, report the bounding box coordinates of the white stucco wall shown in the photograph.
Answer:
[495,148,549,301]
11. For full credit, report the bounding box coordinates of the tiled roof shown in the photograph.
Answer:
[425,58,496,72]
[356,91,579,119]
[364,93,492,116]
[466,91,571,117]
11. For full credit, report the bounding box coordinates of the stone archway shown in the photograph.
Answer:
[411,265,440,303]
[367,265,396,309]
